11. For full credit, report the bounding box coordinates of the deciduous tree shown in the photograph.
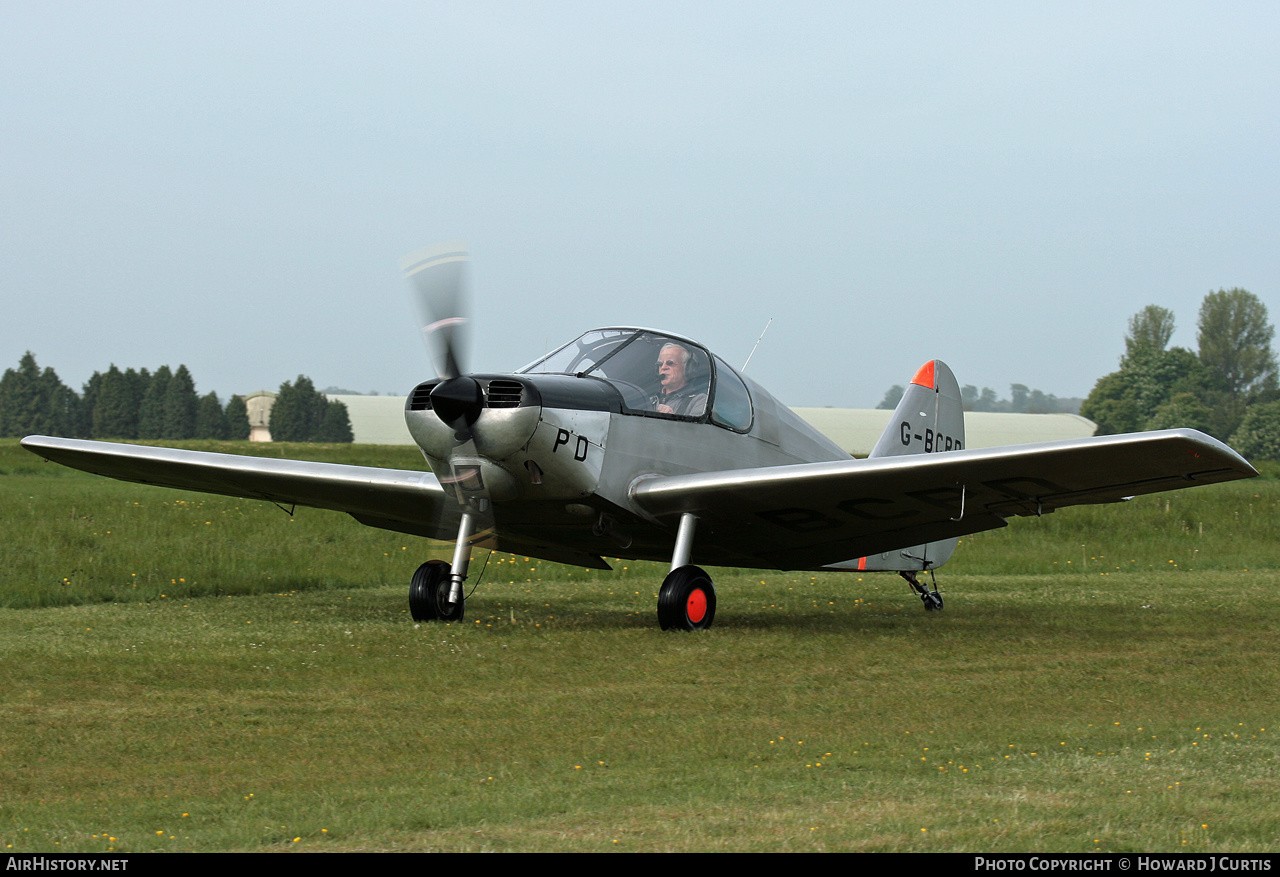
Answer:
[1197,288,1277,400]
[1124,304,1176,362]
[876,385,904,410]
[1230,400,1280,461]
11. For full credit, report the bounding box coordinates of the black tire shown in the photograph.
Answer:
[409,560,464,622]
[657,565,716,631]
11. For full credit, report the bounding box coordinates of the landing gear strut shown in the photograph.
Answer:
[657,513,716,631]
[901,570,943,611]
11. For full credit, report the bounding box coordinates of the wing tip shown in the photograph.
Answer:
[1158,428,1259,478]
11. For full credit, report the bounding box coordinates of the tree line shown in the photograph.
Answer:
[877,382,1083,414]
[0,353,352,443]
[269,375,354,443]
[1080,288,1279,460]
[871,287,1280,461]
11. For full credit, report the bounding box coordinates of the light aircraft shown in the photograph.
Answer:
[21,243,1259,630]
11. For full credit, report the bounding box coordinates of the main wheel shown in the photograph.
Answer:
[657,565,716,631]
[409,560,464,622]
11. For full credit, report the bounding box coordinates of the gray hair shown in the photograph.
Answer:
[660,343,691,367]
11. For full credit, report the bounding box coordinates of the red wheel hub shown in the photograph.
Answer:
[686,588,707,624]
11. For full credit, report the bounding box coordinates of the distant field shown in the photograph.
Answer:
[2,438,1278,851]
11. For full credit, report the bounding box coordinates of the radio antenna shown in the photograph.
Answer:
[741,318,773,372]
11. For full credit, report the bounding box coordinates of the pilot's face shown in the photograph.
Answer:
[657,346,687,393]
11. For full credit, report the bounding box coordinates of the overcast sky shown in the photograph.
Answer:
[4,2,1277,409]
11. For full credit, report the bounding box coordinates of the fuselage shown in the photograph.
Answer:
[404,328,850,568]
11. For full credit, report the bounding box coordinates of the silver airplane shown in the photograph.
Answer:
[21,243,1259,630]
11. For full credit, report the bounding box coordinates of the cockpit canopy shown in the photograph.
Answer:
[518,328,753,431]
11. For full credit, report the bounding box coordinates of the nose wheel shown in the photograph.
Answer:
[410,511,477,623]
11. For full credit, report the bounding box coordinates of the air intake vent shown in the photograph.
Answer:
[407,383,435,411]
[485,380,524,408]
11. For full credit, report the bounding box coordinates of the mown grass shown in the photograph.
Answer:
[951,466,1280,575]
[2,440,433,609]
[2,439,1278,852]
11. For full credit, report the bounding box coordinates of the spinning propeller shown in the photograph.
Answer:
[401,241,491,489]
[399,241,490,620]
[401,241,478,436]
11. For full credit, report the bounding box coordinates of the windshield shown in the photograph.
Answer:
[517,329,637,377]
[519,328,753,427]
[519,329,711,417]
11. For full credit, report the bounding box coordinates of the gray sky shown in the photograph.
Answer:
[4,1,1277,409]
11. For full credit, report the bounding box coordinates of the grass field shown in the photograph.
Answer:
[2,439,1278,852]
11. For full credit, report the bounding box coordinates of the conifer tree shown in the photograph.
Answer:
[196,391,229,439]
[269,376,353,441]
[127,367,151,426]
[0,353,82,437]
[225,395,251,440]
[162,364,198,439]
[138,366,172,439]
[270,375,322,442]
[47,374,85,437]
[92,365,141,438]
[0,352,43,436]
[317,399,354,443]
[82,370,103,431]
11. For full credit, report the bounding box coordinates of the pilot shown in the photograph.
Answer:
[652,343,708,417]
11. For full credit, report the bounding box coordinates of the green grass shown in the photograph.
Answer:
[951,464,1280,575]
[1,440,433,609]
[2,440,1278,851]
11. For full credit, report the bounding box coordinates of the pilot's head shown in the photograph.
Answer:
[657,344,690,394]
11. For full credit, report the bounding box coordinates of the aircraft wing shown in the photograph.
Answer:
[20,435,455,540]
[630,429,1259,571]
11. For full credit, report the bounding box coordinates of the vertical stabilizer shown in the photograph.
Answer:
[829,360,965,572]
[870,359,964,459]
